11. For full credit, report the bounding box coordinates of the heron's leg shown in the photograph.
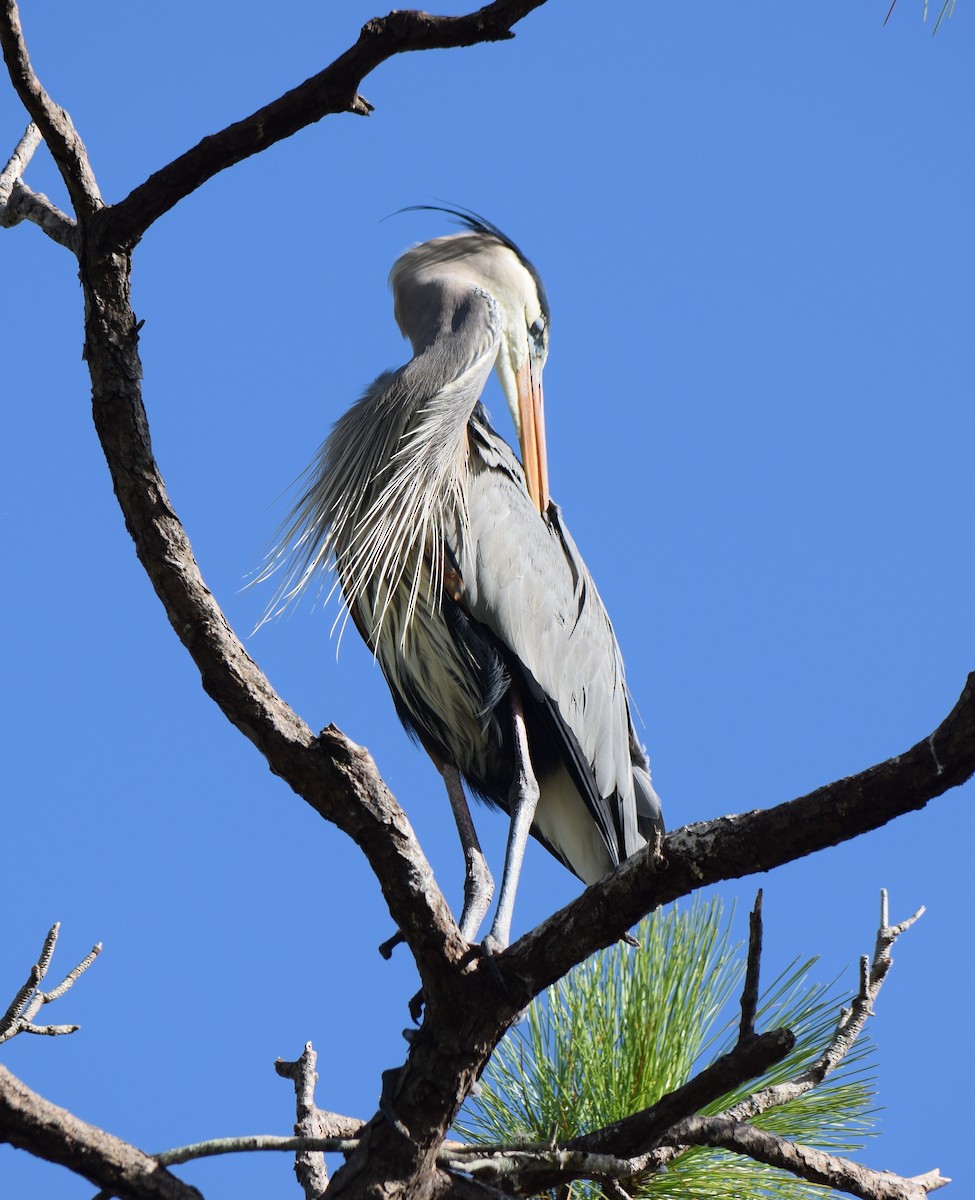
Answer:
[486,693,540,952]
[442,764,494,942]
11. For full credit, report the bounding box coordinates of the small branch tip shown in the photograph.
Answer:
[0,924,102,1044]
[0,122,42,201]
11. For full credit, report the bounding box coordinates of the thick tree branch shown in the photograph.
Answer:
[433,1171,514,1200]
[99,1,548,248]
[500,672,975,1003]
[0,1065,200,1200]
[0,1,102,216]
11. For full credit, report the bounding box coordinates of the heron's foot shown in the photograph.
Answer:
[481,931,507,957]
[457,850,495,943]
[479,934,510,994]
[480,936,529,1022]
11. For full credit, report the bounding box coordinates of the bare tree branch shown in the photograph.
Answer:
[738,889,763,1041]
[0,1065,200,1200]
[716,891,923,1124]
[0,923,101,1044]
[99,1,549,248]
[0,118,36,199]
[669,1115,946,1200]
[445,1145,639,1187]
[0,122,76,246]
[152,1135,358,1168]
[0,175,78,246]
[909,1169,951,1193]
[636,892,926,1184]
[0,1,102,215]
[62,1120,948,1200]
[275,1043,332,1199]
[142,1131,655,1193]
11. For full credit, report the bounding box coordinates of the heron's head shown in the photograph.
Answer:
[391,216,551,514]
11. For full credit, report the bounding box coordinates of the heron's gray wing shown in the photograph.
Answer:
[455,410,648,864]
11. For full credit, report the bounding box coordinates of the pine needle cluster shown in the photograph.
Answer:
[458,896,877,1198]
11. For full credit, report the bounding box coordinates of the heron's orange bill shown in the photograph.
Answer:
[515,360,550,516]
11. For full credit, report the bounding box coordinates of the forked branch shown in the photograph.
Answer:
[275,1043,334,1200]
[716,890,924,1123]
[0,923,101,1045]
[637,894,940,1196]
[0,121,77,247]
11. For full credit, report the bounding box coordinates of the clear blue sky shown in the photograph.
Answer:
[2,3,972,1196]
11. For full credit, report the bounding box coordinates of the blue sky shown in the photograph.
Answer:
[2,2,972,1196]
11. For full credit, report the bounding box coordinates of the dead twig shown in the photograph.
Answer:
[635,892,930,1191]
[0,120,37,203]
[275,1043,334,1199]
[717,890,923,1123]
[738,889,763,1041]
[0,923,101,1045]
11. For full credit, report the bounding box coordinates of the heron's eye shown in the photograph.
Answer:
[528,316,546,346]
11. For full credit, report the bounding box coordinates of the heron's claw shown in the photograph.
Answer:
[480,934,509,994]
[480,937,528,1023]
[481,932,506,957]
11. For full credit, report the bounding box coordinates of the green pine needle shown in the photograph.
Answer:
[458,897,877,1198]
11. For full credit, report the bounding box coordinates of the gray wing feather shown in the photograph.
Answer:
[455,414,649,863]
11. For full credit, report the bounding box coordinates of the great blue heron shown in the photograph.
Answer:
[267,210,663,950]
